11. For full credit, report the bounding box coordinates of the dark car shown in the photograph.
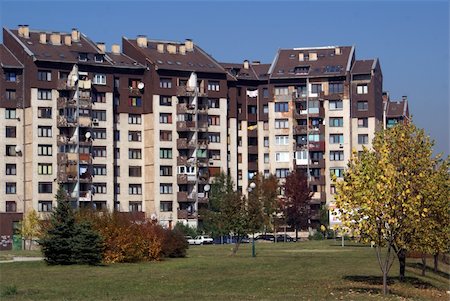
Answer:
[276,234,294,242]
[255,234,275,242]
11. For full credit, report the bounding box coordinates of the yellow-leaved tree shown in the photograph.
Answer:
[334,120,449,295]
[20,209,41,250]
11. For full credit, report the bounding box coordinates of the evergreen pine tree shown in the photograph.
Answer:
[72,221,104,265]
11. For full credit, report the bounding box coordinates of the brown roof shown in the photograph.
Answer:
[220,62,270,81]
[125,38,226,74]
[386,100,408,118]
[0,44,23,68]
[269,46,353,79]
[351,59,375,74]
[106,52,145,69]
[5,28,112,66]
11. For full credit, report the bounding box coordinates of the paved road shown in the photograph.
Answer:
[0,256,44,263]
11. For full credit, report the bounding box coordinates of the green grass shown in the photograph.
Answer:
[0,250,41,261]
[0,241,448,300]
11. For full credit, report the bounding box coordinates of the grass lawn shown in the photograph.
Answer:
[0,240,448,300]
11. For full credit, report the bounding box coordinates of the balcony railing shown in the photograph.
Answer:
[176,86,207,97]
[274,94,292,102]
[177,138,196,149]
[129,87,142,96]
[176,121,196,131]
[294,125,308,135]
[57,116,77,127]
[57,79,76,90]
[308,141,325,151]
[57,135,77,145]
[177,191,188,202]
[78,79,92,90]
[177,156,188,166]
[177,209,197,220]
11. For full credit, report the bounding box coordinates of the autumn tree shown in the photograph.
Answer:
[281,169,313,240]
[334,120,448,294]
[250,173,279,235]
[20,209,41,250]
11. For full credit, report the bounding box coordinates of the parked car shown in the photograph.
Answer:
[254,234,275,242]
[276,234,294,242]
[192,235,214,245]
[185,236,196,245]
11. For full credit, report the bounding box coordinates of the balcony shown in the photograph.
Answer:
[308,141,325,151]
[248,161,258,171]
[177,191,188,202]
[129,87,142,96]
[176,86,207,98]
[176,103,190,114]
[57,135,77,146]
[78,79,92,90]
[78,116,92,127]
[308,124,325,133]
[57,153,68,164]
[79,153,92,164]
[197,139,209,149]
[295,107,324,117]
[197,192,208,204]
[294,125,308,135]
[248,145,258,154]
[177,209,197,220]
[293,91,308,101]
[274,94,292,102]
[310,175,325,184]
[57,115,77,127]
[310,159,325,168]
[177,138,196,149]
[197,158,209,167]
[320,91,344,100]
[57,79,76,91]
[177,156,188,166]
[176,121,196,132]
[197,121,208,129]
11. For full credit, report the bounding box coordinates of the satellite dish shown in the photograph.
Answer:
[204,184,211,192]
[137,82,145,89]
[150,213,157,221]
[85,132,91,139]
[14,146,22,153]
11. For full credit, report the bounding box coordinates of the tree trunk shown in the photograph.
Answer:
[398,249,406,281]
[382,269,388,295]
[421,255,426,276]
[231,237,241,255]
[433,253,439,273]
[295,228,298,241]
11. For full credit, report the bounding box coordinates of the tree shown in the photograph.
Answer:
[71,221,104,265]
[251,173,279,236]
[334,120,448,294]
[281,169,313,240]
[20,209,41,250]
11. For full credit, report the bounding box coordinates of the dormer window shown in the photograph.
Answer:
[294,66,310,75]
[94,54,104,63]
[78,53,88,62]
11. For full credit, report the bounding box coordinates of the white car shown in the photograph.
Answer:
[192,235,214,245]
[185,236,196,245]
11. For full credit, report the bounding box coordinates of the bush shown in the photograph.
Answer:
[162,229,189,258]
[308,231,325,240]
[173,222,198,238]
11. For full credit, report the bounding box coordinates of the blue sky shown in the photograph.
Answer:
[1,0,448,155]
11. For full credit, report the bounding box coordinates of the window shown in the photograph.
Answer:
[129,166,142,177]
[38,126,52,137]
[129,184,142,195]
[93,183,107,194]
[357,101,368,111]
[38,144,52,156]
[275,102,289,112]
[92,110,107,121]
[330,185,336,194]
[207,81,220,91]
[5,126,16,138]
[38,89,52,100]
[330,151,344,161]
[128,114,141,124]
[160,96,172,106]
[129,97,142,107]
[263,104,269,114]
[129,148,142,159]
[311,84,322,94]
[128,131,142,142]
[38,163,53,175]
[159,113,172,124]
[263,137,269,147]
[115,183,120,194]
[247,105,257,115]
[160,184,173,194]
[130,202,142,212]
[160,78,172,88]
[160,148,172,159]
[114,130,120,141]
[160,201,173,212]
[208,133,220,143]
[6,89,16,100]
[6,145,17,156]
[208,98,220,108]
[6,164,16,175]
[329,82,344,93]
[5,109,17,119]
[264,153,269,163]
[78,53,88,61]
[160,166,173,176]
[92,92,105,103]
[329,134,344,144]
[274,87,288,95]
[308,133,320,143]
[38,70,51,81]
[93,146,107,157]
[357,84,368,94]
[275,168,290,178]
[262,88,269,98]
[358,134,369,145]
[6,201,17,212]
[38,107,52,118]
[275,135,289,145]
[275,152,290,162]
[6,182,16,194]
[358,118,368,128]
[93,74,106,85]
[5,72,17,82]
[94,55,104,63]
[93,165,107,176]
[208,115,220,126]
[114,148,120,159]
[329,100,343,111]
[330,168,344,178]
[93,128,107,140]
[38,182,52,194]
[160,130,172,141]
[329,117,343,127]
[275,119,288,129]
[114,166,120,177]
[38,201,53,212]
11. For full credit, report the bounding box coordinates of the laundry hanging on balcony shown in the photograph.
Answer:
[246,89,258,98]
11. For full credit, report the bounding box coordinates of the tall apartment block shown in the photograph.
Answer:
[1,25,409,249]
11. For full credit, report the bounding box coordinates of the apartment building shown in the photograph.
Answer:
[1,25,409,248]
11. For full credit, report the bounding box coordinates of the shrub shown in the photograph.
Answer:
[173,222,198,238]
[162,229,189,258]
[308,231,325,240]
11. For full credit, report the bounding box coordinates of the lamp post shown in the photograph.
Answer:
[248,182,256,257]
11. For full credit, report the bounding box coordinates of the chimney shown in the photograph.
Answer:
[136,35,147,48]
[111,44,121,55]
[243,60,250,70]
[167,43,177,54]
[39,32,47,44]
[335,47,342,55]
[185,39,194,52]
[179,45,186,55]
[71,28,80,42]
[17,25,23,37]
[299,53,304,61]
[402,95,407,101]
[64,35,72,46]
[97,42,106,54]
[157,43,164,53]
[252,60,260,65]
[22,25,29,38]
[50,32,61,45]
